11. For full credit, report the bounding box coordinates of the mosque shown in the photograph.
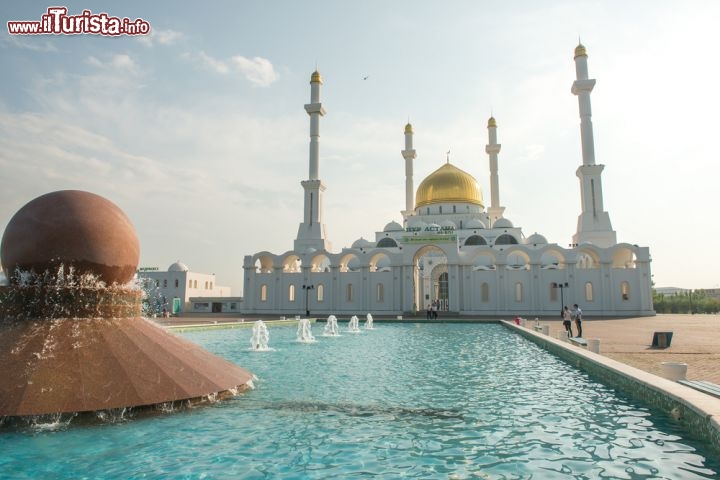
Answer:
[242,44,655,318]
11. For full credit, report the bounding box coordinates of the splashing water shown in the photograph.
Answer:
[296,318,315,343]
[323,315,340,336]
[348,315,361,333]
[250,320,270,351]
[365,313,374,330]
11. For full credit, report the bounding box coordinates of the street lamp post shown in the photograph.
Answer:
[552,282,569,317]
[302,284,314,317]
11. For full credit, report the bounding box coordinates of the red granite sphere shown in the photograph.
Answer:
[0,190,140,285]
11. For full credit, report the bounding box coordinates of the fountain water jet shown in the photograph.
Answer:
[250,320,270,350]
[348,315,361,333]
[323,315,340,336]
[0,190,254,420]
[365,313,374,330]
[296,318,315,343]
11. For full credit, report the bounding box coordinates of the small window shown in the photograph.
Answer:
[346,284,354,302]
[163,279,167,288]
[289,284,296,302]
[210,282,213,290]
[621,281,630,301]
[174,279,179,288]
[193,280,198,288]
[481,283,489,303]
[260,284,268,302]
[439,206,443,214]
[585,282,594,302]
[188,280,192,288]
[515,282,523,302]
[453,205,457,213]
[156,280,160,287]
[317,284,324,302]
[550,284,558,302]
[376,283,384,302]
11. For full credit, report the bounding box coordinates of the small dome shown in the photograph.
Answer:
[404,123,413,134]
[574,43,587,59]
[351,237,374,249]
[384,221,403,232]
[440,220,456,229]
[415,163,484,208]
[487,116,497,128]
[493,218,513,228]
[168,261,189,272]
[311,70,323,84]
[526,233,548,245]
[466,219,485,229]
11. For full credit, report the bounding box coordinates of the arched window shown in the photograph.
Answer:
[174,279,179,288]
[204,281,208,289]
[621,281,630,300]
[376,283,384,302]
[260,284,268,302]
[465,235,487,246]
[210,282,213,290]
[317,284,324,302]
[495,234,518,245]
[346,284,354,302]
[515,282,523,302]
[585,282,594,302]
[377,237,398,248]
[193,280,198,288]
[481,282,489,303]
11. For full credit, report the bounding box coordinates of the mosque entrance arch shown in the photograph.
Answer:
[412,245,450,313]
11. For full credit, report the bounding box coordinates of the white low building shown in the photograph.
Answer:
[243,44,655,318]
[137,261,234,314]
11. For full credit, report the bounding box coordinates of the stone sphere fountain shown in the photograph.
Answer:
[0,190,253,419]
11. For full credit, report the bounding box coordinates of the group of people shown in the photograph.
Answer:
[562,304,583,338]
[426,300,440,320]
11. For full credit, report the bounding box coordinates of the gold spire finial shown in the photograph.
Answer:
[311,70,323,84]
[404,122,413,134]
[487,116,497,128]
[574,43,587,59]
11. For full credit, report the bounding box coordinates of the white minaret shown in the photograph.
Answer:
[571,44,616,247]
[401,122,416,221]
[485,116,505,223]
[294,70,331,252]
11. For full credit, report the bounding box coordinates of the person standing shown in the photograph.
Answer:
[573,304,583,337]
[562,306,573,337]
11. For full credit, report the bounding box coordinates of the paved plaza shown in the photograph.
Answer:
[535,314,720,384]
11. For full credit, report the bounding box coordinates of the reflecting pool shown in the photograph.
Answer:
[1,323,718,479]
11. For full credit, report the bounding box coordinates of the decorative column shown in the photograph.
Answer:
[485,116,505,223]
[401,122,417,222]
[295,70,332,251]
[571,44,617,247]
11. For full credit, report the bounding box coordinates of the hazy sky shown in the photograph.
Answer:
[1,1,718,295]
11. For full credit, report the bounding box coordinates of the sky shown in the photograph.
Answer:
[1,1,718,295]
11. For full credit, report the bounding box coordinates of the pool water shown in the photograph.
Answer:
[1,322,718,479]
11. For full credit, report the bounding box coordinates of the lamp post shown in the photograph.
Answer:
[302,284,314,317]
[552,282,569,316]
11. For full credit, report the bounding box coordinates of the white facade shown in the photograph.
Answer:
[243,46,655,318]
[138,261,232,314]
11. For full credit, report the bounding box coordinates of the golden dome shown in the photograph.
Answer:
[574,43,587,59]
[415,163,484,208]
[311,70,323,84]
[487,116,497,128]
[404,122,413,134]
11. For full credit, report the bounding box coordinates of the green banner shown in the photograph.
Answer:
[400,235,457,244]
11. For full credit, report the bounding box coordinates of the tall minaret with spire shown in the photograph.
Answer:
[294,70,331,251]
[401,122,416,221]
[571,43,616,247]
[485,116,505,223]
